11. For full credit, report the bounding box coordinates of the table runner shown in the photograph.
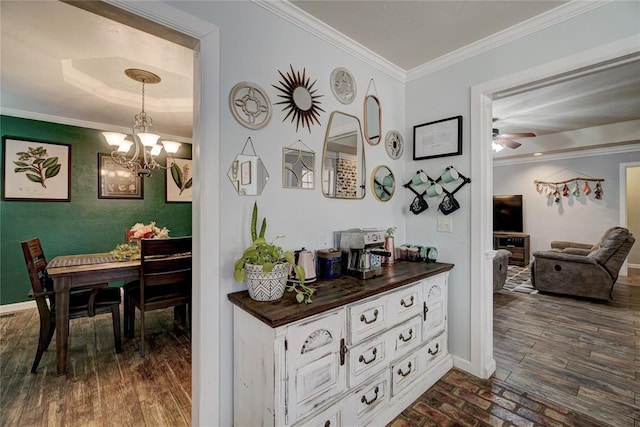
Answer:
[47,254,120,268]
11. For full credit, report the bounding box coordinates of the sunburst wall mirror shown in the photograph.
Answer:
[272,65,324,133]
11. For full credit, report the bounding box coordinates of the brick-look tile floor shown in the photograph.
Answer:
[388,368,609,427]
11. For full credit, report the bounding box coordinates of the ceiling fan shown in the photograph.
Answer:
[492,128,536,149]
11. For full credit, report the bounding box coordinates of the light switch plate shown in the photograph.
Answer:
[437,217,453,233]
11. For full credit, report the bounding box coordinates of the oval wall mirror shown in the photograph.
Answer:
[371,165,395,202]
[321,111,366,199]
[364,95,381,145]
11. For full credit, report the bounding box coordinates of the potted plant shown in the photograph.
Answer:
[234,202,315,303]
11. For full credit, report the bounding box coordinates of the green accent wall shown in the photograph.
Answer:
[1,115,192,305]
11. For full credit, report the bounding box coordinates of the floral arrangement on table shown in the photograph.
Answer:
[111,222,170,260]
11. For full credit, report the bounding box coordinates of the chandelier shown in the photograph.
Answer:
[102,69,181,177]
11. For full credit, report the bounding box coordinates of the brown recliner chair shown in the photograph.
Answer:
[531,227,635,300]
[493,249,512,292]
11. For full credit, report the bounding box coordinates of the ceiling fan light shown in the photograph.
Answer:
[138,132,160,147]
[102,132,128,147]
[161,140,181,154]
[492,141,504,152]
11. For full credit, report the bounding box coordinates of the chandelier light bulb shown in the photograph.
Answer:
[117,140,133,153]
[161,140,182,154]
[102,132,128,147]
[150,144,163,156]
[137,132,161,147]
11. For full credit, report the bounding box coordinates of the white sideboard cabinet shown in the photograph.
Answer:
[229,261,454,426]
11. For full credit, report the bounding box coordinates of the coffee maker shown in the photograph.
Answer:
[339,229,391,279]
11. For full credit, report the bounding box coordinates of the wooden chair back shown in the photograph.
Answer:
[139,237,192,304]
[21,238,53,311]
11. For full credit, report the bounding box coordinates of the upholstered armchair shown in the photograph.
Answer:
[493,249,512,292]
[531,227,635,300]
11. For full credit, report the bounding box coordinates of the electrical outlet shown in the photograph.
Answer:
[437,217,453,233]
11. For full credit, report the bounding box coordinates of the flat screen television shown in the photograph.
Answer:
[493,195,523,233]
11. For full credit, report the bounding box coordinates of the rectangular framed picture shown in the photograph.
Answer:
[2,136,71,201]
[98,153,143,199]
[166,158,193,203]
[413,115,463,160]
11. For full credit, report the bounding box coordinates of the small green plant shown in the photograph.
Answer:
[386,226,397,237]
[233,202,316,303]
[13,146,61,189]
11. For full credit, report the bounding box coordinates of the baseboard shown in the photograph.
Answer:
[452,355,472,373]
[0,300,36,314]
[628,263,640,269]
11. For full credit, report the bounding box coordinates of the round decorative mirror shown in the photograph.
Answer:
[273,65,324,132]
[364,95,381,145]
[371,165,394,202]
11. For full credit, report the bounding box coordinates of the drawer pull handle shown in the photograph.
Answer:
[361,386,379,405]
[397,362,413,377]
[423,302,429,320]
[428,343,440,356]
[400,296,415,308]
[359,348,378,365]
[340,338,348,366]
[360,309,379,325]
[399,328,414,342]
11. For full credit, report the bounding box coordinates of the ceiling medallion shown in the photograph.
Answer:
[229,81,271,130]
[385,130,404,159]
[330,67,356,104]
[272,65,325,133]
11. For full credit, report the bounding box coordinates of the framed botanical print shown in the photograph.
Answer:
[98,153,143,199]
[2,136,71,201]
[166,157,192,203]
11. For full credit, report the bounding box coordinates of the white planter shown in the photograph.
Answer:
[245,263,290,301]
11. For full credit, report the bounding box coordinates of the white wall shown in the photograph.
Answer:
[141,0,639,424]
[405,0,640,364]
[163,2,406,424]
[627,166,640,265]
[494,150,640,256]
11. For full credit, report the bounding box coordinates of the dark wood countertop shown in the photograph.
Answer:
[227,261,454,328]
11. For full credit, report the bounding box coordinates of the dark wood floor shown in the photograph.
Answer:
[0,308,191,426]
[2,269,638,426]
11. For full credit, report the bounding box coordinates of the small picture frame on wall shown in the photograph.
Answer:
[166,158,193,203]
[413,115,463,160]
[98,153,143,199]
[2,136,71,202]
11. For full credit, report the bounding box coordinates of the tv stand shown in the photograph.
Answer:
[493,232,530,267]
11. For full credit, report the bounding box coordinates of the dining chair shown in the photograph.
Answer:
[124,236,192,356]
[21,237,122,373]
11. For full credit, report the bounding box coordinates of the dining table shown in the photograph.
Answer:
[46,253,140,375]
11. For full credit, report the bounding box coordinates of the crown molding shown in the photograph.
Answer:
[493,142,640,167]
[1,109,193,144]
[405,1,610,81]
[252,0,407,83]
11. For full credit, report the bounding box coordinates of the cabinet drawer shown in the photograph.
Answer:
[294,402,343,427]
[389,283,422,324]
[348,334,389,387]
[347,372,389,425]
[419,333,446,370]
[391,316,421,359]
[391,350,420,397]
[348,295,389,344]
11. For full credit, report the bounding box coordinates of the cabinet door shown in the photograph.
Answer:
[286,309,347,424]
[422,274,446,342]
